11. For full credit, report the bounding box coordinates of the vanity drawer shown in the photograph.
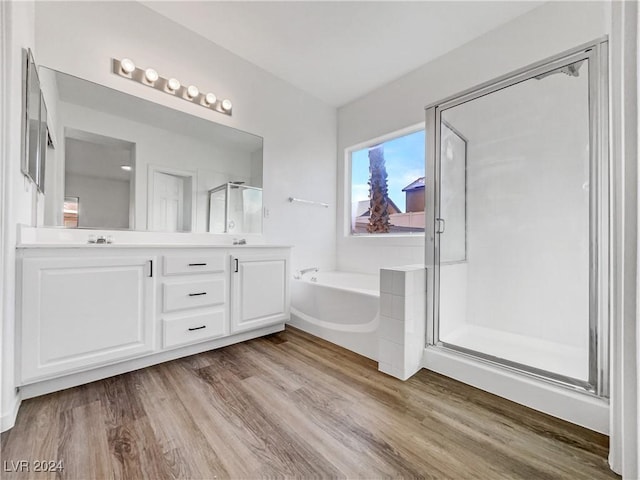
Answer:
[163,279,225,312]
[163,310,226,349]
[163,255,226,276]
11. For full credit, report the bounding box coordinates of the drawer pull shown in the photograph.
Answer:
[188,292,207,296]
[188,263,207,266]
[188,325,207,331]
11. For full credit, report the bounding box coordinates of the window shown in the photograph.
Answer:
[63,196,79,228]
[349,127,425,235]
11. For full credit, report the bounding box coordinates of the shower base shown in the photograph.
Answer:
[440,324,589,382]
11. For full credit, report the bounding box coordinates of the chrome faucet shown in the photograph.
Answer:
[294,267,319,279]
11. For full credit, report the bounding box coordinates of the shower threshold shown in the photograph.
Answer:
[439,324,589,383]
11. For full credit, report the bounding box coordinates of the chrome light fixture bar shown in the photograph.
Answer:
[112,58,232,116]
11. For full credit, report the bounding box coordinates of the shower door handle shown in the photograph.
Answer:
[436,218,446,234]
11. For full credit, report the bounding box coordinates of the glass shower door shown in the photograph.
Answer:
[427,42,609,395]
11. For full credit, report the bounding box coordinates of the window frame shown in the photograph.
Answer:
[344,122,426,238]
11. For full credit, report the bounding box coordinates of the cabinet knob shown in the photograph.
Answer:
[188,325,207,331]
[188,292,207,296]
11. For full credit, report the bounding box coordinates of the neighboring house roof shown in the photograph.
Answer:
[402,176,425,192]
[356,197,402,217]
[386,197,402,214]
[355,200,370,217]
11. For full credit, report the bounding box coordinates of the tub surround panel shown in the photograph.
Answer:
[289,271,379,360]
[378,265,426,380]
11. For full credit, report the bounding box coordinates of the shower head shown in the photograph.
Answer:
[534,60,585,80]
[560,61,584,77]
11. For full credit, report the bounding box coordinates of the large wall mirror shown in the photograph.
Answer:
[38,67,263,234]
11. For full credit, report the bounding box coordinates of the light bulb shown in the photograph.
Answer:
[221,99,232,111]
[120,58,135,74]
[145,68,159,83]
[204,93,217,105]
[120,165,132,171]
[186,85,199,99]
[167,78,180,91]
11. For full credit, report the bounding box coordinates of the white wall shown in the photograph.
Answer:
[0,0,36,431]
[608,0,639,476]
[34,0,337,270]
[337,1,609,274]
[65,173,131,229]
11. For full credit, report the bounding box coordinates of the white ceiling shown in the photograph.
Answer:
[142,1,543,107]
[65,137,133,182]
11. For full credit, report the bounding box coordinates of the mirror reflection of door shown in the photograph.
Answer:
[148,167,195,232]
[64,129,135,229]
[152,171,185,232]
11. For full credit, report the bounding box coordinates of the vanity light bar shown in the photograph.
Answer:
[112,58,232,116]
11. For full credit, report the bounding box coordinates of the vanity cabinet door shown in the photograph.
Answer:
[230,254,289,333]
[20,256,155,384]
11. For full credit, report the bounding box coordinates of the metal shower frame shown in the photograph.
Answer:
[424,38,610,398]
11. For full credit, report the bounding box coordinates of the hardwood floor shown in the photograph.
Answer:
[1,327,617,479]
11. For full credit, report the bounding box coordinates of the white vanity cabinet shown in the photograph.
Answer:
[230,253,290,333]
[19,255,155,384]
[161,252,228,349]
[17,244,290,397]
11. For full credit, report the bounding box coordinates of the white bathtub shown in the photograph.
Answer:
[289,271,380,360]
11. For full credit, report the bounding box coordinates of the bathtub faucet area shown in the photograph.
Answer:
[294,267,319,279]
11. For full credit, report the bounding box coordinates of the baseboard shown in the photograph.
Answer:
[423,346,609,434]
[0,393,22,432]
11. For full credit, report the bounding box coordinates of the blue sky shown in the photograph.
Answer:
[351,129,425,213]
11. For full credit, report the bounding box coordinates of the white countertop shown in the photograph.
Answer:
[16,225,291,249]
[17,243,292,249]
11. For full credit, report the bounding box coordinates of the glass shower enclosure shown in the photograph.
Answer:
[208,182,263,234]
[425,39,609,397]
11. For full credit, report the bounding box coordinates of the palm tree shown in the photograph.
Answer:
[367,144,390,233]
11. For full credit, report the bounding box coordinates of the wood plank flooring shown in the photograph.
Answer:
[1,327,618,479]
